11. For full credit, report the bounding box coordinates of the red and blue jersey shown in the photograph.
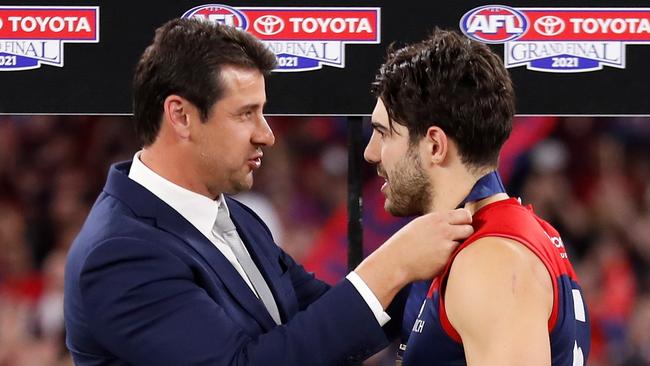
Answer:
[400,198,591,365]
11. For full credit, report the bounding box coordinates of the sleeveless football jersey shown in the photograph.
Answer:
[400,198,590,365]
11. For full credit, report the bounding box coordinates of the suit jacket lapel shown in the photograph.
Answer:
[104,162,277,331]
[227,198,296,322]
[157,210,277,330]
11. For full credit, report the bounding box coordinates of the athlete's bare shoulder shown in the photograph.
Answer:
[444,236,553,366]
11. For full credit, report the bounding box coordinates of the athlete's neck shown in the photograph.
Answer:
[428,167,508,215]
[424,150,509,215]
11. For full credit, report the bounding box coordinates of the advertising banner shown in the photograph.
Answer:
[1,0,649,115]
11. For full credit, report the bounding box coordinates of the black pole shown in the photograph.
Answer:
[347,116,364,271]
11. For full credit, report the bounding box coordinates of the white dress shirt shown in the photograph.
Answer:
[128,151,389,325]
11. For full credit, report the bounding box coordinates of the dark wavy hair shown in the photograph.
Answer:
[372,28,515,169]
[133,18,277,146]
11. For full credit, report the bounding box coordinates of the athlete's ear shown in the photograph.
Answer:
[424,126,448,166]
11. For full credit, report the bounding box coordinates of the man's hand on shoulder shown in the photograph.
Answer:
[354,208,474,308]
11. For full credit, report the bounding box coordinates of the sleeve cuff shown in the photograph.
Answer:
[346,271,391,326]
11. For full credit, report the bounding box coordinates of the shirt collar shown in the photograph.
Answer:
[128,151,229,238]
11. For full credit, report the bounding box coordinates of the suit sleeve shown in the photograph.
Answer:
[383,285,409,340]
[79,237,389,366]
[275,248,329,310]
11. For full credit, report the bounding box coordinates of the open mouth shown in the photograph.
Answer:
[380,177,389,193]
[248,157,261,169]
[248,152,263,169]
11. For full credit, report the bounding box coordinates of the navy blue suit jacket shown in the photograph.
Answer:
[64,161,396,365]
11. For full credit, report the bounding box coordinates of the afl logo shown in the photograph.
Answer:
[182,4,248,30]
[254,15,284,35]
[460,5,528,44]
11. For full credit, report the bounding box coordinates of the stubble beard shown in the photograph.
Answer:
[384,146,433,217]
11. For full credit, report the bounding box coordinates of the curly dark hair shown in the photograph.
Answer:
[133,18,277,146]
[372,28,515,169]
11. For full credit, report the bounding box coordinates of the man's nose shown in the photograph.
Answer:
[254,115,275,147]
[364,133,380,164]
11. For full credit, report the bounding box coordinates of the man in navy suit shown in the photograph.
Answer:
[64,18,473,365]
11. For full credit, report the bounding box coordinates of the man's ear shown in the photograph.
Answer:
[424,126,448,166]
[163,95,191,140]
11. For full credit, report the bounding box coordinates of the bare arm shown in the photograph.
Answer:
[445,237,554,366]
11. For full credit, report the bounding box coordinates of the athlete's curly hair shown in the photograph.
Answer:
[372,28,515,169]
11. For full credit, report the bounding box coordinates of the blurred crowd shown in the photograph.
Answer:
[509,118,650,366]
[0,115,648,365]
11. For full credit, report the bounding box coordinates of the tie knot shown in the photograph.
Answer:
[214,207,236,233]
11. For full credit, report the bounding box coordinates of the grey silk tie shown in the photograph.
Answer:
[214,208,282,325]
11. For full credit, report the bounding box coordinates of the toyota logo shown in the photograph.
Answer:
[534,16,565,36]
[254,15,284,35]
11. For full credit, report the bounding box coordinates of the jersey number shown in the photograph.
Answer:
[572,290,586,366]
